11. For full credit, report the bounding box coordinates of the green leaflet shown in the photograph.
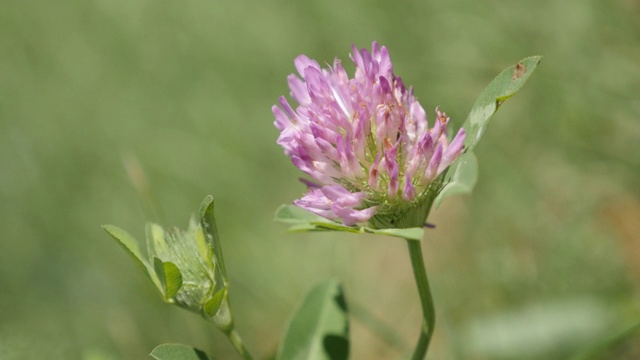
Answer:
[463,56,542,151]
[102,225,148,273]
[102,224,162,291]
[278,280,349,360]
[150,343,215,360]
[153,258,183,301]
[203,287,227,318]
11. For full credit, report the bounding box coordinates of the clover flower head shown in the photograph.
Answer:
[273,42,466,228]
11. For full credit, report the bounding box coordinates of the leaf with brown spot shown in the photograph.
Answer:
[512,62,527,80]
[462,55,542,151]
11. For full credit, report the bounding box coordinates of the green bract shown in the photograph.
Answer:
[274,204,425,241]
[103,196,232,331]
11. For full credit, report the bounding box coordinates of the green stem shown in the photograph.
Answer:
[407,239,436,360]
[225,328,254,360]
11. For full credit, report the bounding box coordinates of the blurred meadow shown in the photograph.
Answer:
[1,0,639,359]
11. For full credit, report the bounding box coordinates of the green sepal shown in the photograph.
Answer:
[277,280,349,360]
[153,257,183,301]
[274,205,424,241]
[150,343,216,360]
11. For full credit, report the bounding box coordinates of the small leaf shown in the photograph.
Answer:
[150,343,215,360]
[153,258,183,301]
[365,227,424,241]
[463,56,542,151]
[203,287,227,318]
[199,195,227,278]
[103,225,152,278]
[278,280,349,360]
[434,151,479,208]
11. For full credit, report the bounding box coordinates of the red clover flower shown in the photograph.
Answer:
[273,42,465,228]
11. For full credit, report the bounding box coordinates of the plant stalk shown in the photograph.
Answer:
[225,328,254,360]
[407,239,436,360]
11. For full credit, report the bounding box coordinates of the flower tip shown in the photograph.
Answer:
[402,173,416,201]
[298,178,321,188]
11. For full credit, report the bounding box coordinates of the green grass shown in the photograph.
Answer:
[1,0,639,358]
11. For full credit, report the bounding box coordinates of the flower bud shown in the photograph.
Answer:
[104,196,234,332]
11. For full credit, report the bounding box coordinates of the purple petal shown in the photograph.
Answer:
[314,136,340,162]
[368,153,381,191]
[321,185,364,207]
[388,163,399,199]
[299,178,321,188]
[304,67,333,101]
[406,132,434,178]
[291,156,337,184]
[438,128,466,173]
[279,96,299,123]
[333,206,376,226]
[336,134,364,178]
[294,55,320,77]
[402,172,416,201]
[423,143,443,183]
[379,76,391,93]
[295,185,374,226]
[288,74,311,105]
[273,105,292,131]
[294,189,336,220]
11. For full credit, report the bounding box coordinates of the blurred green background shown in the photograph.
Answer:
[1,0,639,359]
